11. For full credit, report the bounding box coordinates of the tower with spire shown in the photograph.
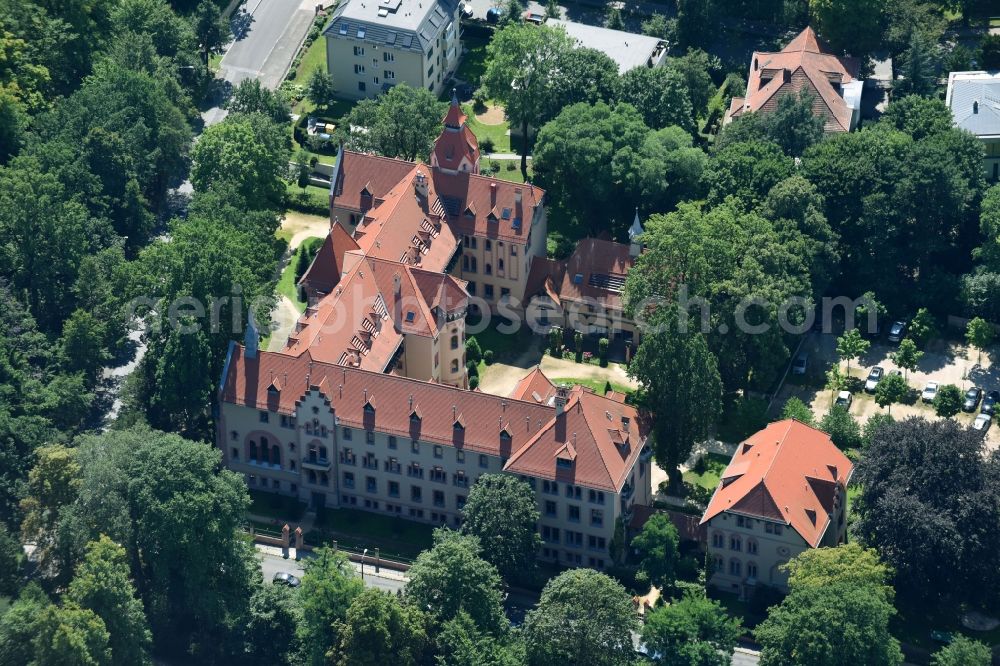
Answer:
[431,90,481,176]
[628,208,644,258]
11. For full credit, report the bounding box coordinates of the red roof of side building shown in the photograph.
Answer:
[220,347,647,491]
[727,26,859,133]
[503,385,649,492]
[700,419,854,548]
[559,238,635,311]
[510,366,557,404]
[330,151,417,217]
[298,221,360,295]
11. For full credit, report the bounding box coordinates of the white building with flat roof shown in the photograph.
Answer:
[946,71,1000,182]
[545,18,667,73]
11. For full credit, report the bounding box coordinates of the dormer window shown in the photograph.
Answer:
[363,402,375,415]
[556,458,573,470]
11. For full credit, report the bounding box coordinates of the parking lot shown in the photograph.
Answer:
[775,330,1000,451]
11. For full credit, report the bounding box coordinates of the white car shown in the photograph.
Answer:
[921,381,939,403]
[973,413,992,432]
[835,391,852,408]
[864,367,884,393]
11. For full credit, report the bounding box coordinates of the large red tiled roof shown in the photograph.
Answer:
[504,384,648,492]
[700,419,854,547]
[330,151,417,216]
[221,347,647,490]
[558,238,635,311]
[728,26,859,133]
[299,221,360,295]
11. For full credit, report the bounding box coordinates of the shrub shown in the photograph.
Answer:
[466,360,479,377]
[469,376,480,390]
[598,337,609,366]
[505,161,516,171]
[481,136,495,153]
[574,330,583,363]
[465,336,483,364]
[483,349,494,365]
[472,87,489,112]
[549,327,562,357]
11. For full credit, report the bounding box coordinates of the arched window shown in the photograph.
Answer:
[729,559,741,576]
[747,538,758,555]
[248,440,258,461]
[450,335,459,349]
[498,258,504,272]
[485,263,492,275]
[471,257,477,272]
[729,535,742,552]
[712,532,724,548]
[451,359,459,373]
[260,443,270,464]
[319,445,328,461]
[713,555,724,572]
[747,562,758,579]
[320,472,329,486]
[231,447,239,461]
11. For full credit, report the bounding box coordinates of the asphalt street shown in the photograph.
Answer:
[257,544,408,594]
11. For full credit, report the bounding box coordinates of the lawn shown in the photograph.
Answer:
[311,507,435,561]
[466,105,512,153]
[549,376,634,396]
[682,452,731,491]
[276,238,322,313]
[480,157,532,183]
[286,181,330,214]
[249,489,306,522]
[454,33,491,89]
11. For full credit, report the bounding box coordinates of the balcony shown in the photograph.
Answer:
[303,455,332,470]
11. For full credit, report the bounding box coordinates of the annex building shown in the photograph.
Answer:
[217,96,654,569]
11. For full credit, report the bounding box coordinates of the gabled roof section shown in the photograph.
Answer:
[700,419,854,547]
[330,150,417,215]
[558,238,635,310]
[726,26,860,133]
[510,366,557,405]
[946,71,1000,138]
[299,222,361,295]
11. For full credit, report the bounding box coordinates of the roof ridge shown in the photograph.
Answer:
[577,391,617,488]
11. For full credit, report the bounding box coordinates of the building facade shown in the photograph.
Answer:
[324,0,461,99]
[700,420,853,597]
[946,71,1000,182]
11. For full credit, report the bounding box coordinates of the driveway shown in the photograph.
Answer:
[257,543,407,594]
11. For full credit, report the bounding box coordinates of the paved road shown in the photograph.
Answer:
[257,544,408,594]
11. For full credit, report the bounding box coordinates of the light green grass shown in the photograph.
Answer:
[286,181,330,211]
[276,239,322,313]
[549,377,634,396]
[466,104,512,152]
[480,158,532,183]
[682,452,731,491]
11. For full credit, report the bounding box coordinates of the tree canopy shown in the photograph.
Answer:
[461,474,541,581]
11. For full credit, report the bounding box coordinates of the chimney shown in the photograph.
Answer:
[514,188,522,204]
[414,170,428,198]
[392,273,402,329]
[555,385,569,415]
[490,181,497,206]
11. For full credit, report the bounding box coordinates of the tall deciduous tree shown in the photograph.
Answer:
[784,543,894,600]
[931,636,992,666]
[482,23,573,177]
[298,547,365,666]
[934,383,963,418]
[227,78,291,123]
[874,372,907,414]
[965,317,994,365]
[406,530,508,636]
[780,397,814,425]
[346,84,447,161]
[245,583,301,666]
[436,610,524,666]
[461,474,541,581]
[618,66,696,133]
[67,536,152,666]
[305,69,336,108]
[0,583,51,665]
[640,591,741,666]
[835,328,869,376]
[333,589,430,666]
[631,513,680,590]
[890,338,922,379]
[809,0,885,57]
[193,0,230,70]
[523,569,638,666]
[707,140,794,210]
[818,405,861,449]
[33,603,112,666]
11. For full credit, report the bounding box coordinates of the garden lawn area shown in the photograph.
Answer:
[466,105,512,153]
[454,33,490,89]
[480,158,532,183]
[296,32,328,80]
[249,489,306,521]
[682,452,731,491]
[549,376,633,396]
[276,238,322,312]
[286,181,330,215]
[312,507,435,561]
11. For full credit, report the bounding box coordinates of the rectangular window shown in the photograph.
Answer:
[411,486,422,502]
[384,51,395,62]
[479,454,488,469]
[354,63,365,74]
[259,411,269,423]
[590,509,603,527]
[388,436,397,449]
[568,505,580,522]
[354,46,364,56]
[456,450,465,463]
[456,495,466,510]
[484,284,494,300]
[545,501,557,517]
[433,490,445,507]
[388,481,399,497]
[343,427,352,441]
[358,81,366,91]
[366,476,377,493]
[384,70,395,79]
[433,445,443,458]
[366,430,375,444]
[411,440,420,454]
[343,472,355,488]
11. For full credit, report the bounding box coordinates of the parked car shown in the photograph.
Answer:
[792,354,808,375]
[887,320,907,343]
[973,413,992,432]
[983,390,1000,415]
[864,367,884,393]
[921,381,939,403]
[460,2,473,18]
[486,6,503,23]
[523,10,544,23]
[963,387,984,412]
[835,391,853,407]
[272,572,300,587]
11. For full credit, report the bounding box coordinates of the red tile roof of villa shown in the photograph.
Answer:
[510,366,557,404]
[221,347,647,491]
[558,238,635,311]
[700,419,854,547]
[330,151,417,216]
[726,26,859,133]
[298,222,360,295]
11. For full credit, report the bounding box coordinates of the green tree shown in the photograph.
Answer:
[148,324,213,437]
[19,445,81,577]
[545,0,561,19]
[780,397,814,425]
[966,317,994,365]
[482,23,573,177]
[523,569,638,666]
[245,583,301,666]
[894,32,939,98]
[880,96,954,141]
[818,405,861,449]
[618,66,696,133]
[227,78,290,123]
[669,49,717,117]
[305,69,336,109]
[604,3,624,29]
[545,48,620,122]
[0,524,22,596]
[436,610,524,666]
[193,0,230,70]
[979,34,1000,70]
[890,338,922,380]
[407,529,508,636]
[934,383,963,418]
[784,543,894,600]
[0,90,26,163]
[675,0,715,51]
[33,603,113,666]
[809,0,885,57]
[874,372,907,414]
[347,84,447,161]
[0,583,52,666]
[461,474,541,581]
[627,313,722,491]
[707,140,795,210]
[298,547,365,666]
[190,113,290,209]
[334,589,429,666]
[640,591,741,666]
[931,636,992,666]
[67,536,152,666]
[631,513,680,590]
[908,307,938,348]
[60,308,108,380]
[836,328,870,377]
[755,583,902,666]
[862,412,893,449]
[641,13,673,40]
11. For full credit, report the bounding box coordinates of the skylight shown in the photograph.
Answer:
[405,311,415,323]
[339,23,349,35]
[357,27,366,38]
